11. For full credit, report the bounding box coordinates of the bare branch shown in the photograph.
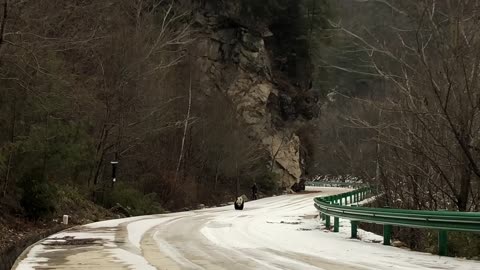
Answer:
[0,0,7,50]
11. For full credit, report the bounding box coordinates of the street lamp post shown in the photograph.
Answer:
[111,160,119,188]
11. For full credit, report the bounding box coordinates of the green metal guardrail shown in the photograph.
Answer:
[305,181,364,188]
[314,188,480,256]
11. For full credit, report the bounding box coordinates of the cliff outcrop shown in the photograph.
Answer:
[188,0,320,187]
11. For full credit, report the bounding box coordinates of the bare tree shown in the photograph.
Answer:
[329,0,480,211]
[86,0,192,190]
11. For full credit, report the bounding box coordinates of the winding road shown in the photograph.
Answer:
[13,187,480,270]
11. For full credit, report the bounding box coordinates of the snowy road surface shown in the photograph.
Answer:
[13,187,480,270]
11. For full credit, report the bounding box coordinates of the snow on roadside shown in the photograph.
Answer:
[335,194,384,243]
[201,188,480,270]
[315,190,385,243]
[84,216,146,229]
[51,230,116,242]
[326,218,384,243]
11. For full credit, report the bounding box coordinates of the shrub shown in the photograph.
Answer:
[56,185,113,223]
[445,232,480,259]
[18,168,57,219]
[105,183,163,216]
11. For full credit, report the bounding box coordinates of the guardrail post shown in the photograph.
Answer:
[383,225,392,245]
[351,221,358,238]
[325,215,331,229]
[438,230,448,256]
[334,217,340,232]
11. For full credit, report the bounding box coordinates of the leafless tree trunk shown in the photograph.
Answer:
[2,94,15,198]
[174,70,192,186]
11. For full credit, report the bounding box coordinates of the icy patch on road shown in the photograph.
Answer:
[127,218,164,249]
[152,231,205,270]
[109,248,156,270]
[14,226,119,269]
[127,216,185,249]
[15,245,49,270]
[51,231,115,242]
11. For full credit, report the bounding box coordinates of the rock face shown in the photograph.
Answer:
[188,0,320,188]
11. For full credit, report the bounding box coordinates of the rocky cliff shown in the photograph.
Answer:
[187,0,320,188]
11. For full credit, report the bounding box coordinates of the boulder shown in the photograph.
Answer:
[291,178,306,192]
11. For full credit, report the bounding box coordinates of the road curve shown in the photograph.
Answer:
[13,187,480,270]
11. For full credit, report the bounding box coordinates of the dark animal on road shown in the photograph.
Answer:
[234,196,244,210]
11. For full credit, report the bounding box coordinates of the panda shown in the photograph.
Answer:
[234,196,244,210]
